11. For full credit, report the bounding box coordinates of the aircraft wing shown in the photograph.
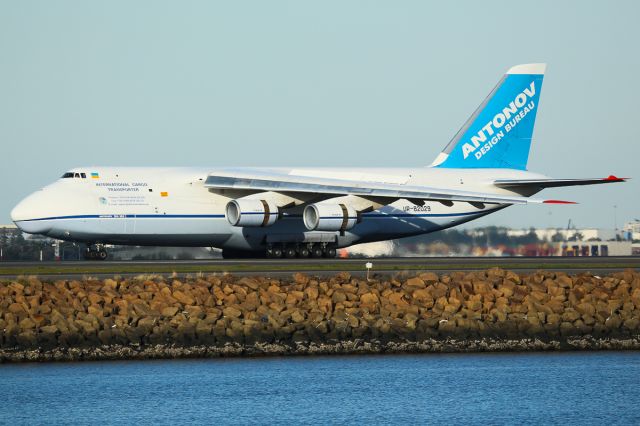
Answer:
[204,169,574,206]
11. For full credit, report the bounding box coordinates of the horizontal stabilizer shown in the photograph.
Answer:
[494,175,628,191]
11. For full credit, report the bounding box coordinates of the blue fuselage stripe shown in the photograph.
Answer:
[17,210,487,223]
[19,214,226,222]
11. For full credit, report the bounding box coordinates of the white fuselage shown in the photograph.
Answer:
[11,166,545,251]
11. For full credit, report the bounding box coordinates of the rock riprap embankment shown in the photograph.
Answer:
[1,268,639,362]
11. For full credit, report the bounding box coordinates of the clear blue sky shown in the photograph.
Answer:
[1,1,638,229]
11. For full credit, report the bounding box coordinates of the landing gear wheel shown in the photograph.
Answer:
[84,244,108,261]
[298,247,310,258]
[311,246,324,258]
[324,247,337,258]
[285,247,297,258]
[271,247,283,258]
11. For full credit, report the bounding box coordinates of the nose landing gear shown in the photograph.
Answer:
[83,244,108,261]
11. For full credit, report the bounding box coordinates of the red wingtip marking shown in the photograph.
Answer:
[544,200,578,204]
[605,175,628,181]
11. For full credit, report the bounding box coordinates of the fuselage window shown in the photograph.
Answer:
[81,173,87,178]
[61,172,74,178]
[74,173,80,178]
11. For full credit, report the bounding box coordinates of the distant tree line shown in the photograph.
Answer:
[0,228,202,261]
[0,228,65,261]
[399,226,541,247]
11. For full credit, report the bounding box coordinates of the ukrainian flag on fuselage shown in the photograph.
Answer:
[432,63,545,170]
[91,172,99,179]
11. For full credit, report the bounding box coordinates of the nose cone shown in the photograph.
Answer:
[11,191,52,234]
[10,200,30,223]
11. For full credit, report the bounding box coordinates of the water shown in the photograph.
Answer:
[1,352,639,425]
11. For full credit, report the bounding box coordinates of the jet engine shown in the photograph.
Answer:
[226,199,279,227]
[303,203,357,232]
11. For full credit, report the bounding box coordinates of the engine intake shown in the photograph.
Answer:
[226,199,279,227]
[303,203,357,232]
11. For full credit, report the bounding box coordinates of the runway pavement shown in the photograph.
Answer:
[3,256,640,267]
[1,256,638,280]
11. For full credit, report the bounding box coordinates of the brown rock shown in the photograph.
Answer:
[87,305,103,317]
[360,292,379,304]
[405,277,425,289]
[387,292,408,306]
[304,286,319,301]
[291,310,306,323]
[430,283,448,299]
[317,296,332,313]
[88,293,103,305]
[412,288,433,305]
[9,282,25,294]
[546,299,565,314]
[104,278,118,289]
[504,270,521,284]
[40,324,58,334]
[576,302,596,317]
[173,291,195,305]
[418,272,439,283]
[465,299,482,311]
[512,286,529,303]
[530,290,548,303]
[293,273,310,285]
[562,309,581,322]
[223,306,242,318]
[161,306,179,317]
[19,317,36,330]
[498,280,515,297]
[237,277,260,290]
[335,272,351,282]
[8,303,25,315]
[487,267,506,279]
[556,274,573,288]
[605,315,622,329]
[546,313,561,326]
[184,305,205,319]
[623,318,639,331]
[332,291,347,303]
[473,281,492,295]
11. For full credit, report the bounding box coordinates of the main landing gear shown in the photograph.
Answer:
[266,243,337,259]
[83,244,108,261]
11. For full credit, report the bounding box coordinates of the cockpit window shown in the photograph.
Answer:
[61,172,87,179]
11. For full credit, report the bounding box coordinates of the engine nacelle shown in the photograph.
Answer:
[226,199,279,227]
[303,203,357,232]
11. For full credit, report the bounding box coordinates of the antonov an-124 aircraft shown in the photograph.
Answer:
[11,64,626,259]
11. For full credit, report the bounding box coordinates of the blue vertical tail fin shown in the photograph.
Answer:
[431,63,545,170]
